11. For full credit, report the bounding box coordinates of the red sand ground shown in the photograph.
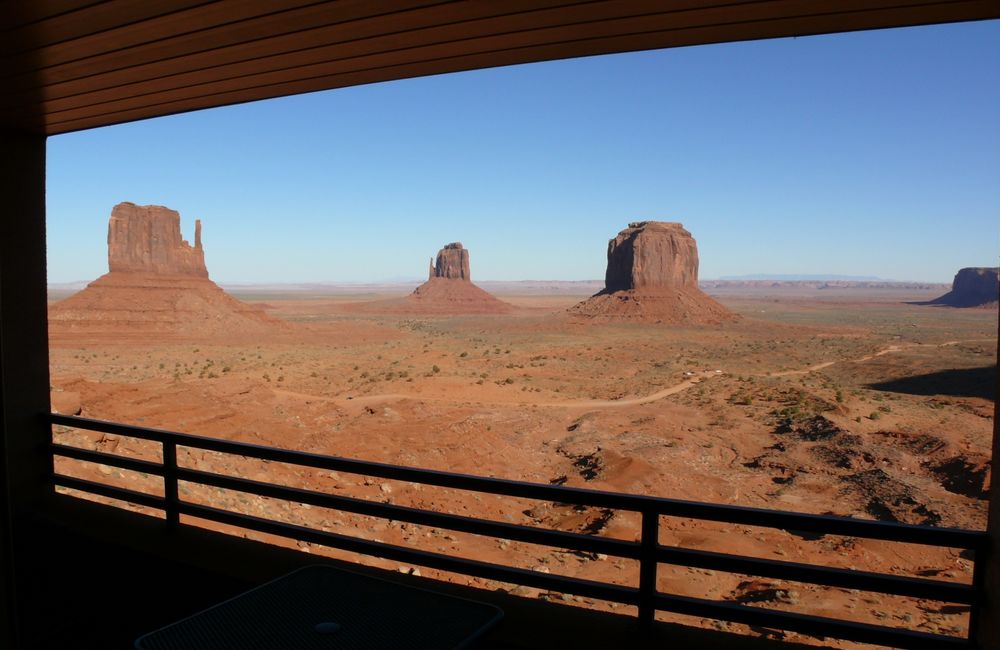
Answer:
[48,285,996,648]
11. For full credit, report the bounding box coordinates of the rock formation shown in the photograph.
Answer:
[349,242,511,314]
[50,202,280,339]
[604,221,699,292]
[570,221,735,324]
[430,242,472,281]
[928,267,999,308]
[108,202,207,276]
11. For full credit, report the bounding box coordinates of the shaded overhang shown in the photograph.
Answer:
[2,0,999,136]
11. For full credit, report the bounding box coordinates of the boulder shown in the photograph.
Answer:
[50,390,82,415]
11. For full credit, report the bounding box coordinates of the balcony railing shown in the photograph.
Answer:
[48,413,988,650]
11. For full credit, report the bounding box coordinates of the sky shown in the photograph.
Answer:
[46,20,1000,285]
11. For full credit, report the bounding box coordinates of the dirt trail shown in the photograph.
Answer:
[771,344,912,377]
[767,339,984,377]
[536,372,720,409]
[274,373,718,411]
[272,339,990,411]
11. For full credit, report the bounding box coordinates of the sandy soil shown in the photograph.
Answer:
[48,285,996,648]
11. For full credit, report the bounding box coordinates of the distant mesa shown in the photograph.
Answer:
[926,267,999,308]
[50,202,280,339]
[348,242,512,315]
[570,221,736,324]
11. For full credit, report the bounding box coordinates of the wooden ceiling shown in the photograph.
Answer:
[2,0,998,135]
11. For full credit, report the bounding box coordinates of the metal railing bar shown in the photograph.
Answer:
[656,544,975,604]
[51,442,165,476]
[50,414,176,443]
[52,414,656,510]
[176,466,640,559]
[180,501,641,605]
[53,473,167,511]
[163,440,179,527]
[651,504,985,549]
[652,592,969,650]
[48,414,988,550]
[50,447,973,605]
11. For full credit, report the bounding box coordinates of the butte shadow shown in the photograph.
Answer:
[867,365,996,401]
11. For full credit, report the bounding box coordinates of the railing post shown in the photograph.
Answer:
[638,509,658,629]
[969,539,989,647]
[163,441,179,528]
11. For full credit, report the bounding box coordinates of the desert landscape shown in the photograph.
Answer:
[48,204,997,647]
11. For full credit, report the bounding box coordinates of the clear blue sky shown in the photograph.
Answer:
[47,20,1000,284]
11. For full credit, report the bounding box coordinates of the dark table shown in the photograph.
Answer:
[135,565,504,649]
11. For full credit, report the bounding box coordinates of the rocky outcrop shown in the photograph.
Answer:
[431,242,471,281]
[349,242,511,314]
[604,222,698,292]
[108,202,207,277]
[929,267,999,307]
[50,202,280,339]
[571,221,735,324]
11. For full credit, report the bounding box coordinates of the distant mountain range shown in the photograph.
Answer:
[50,277,950,297]
[716,274,884,281]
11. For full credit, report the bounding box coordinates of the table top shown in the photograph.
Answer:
[135,564,504,650]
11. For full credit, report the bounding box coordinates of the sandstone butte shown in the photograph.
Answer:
[49,202,279,340]
[928,267,999,308]
[348,242,512,315]
[570,221,736,324]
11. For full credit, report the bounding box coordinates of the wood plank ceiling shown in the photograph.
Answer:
[2,0,998,135]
